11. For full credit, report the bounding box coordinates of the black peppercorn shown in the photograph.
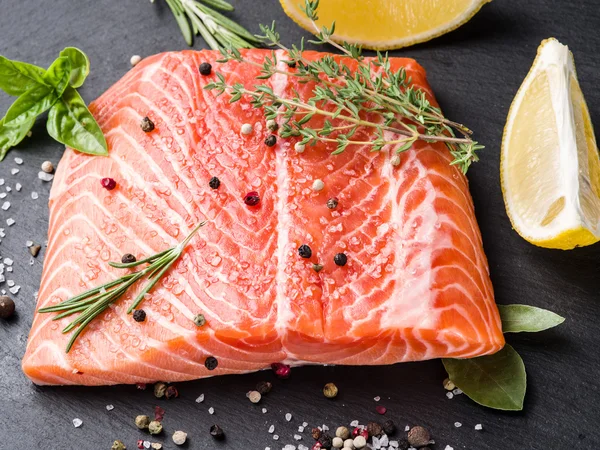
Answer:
[256,381,272,395]
[311,427,322,440]
[121,253,136,264]
[205,356,218,370]
[141,117,155,132]
[265,135,277,147]
[199,62,212,76]
[244,191,260,206]
[209,176,220,189]
[397,439,410,450]
[298,244,312,259]
[367,422,383,438]
[133,309,146,322]
[165,385,179,399]
[382,419,396,435]
[210,424,224,440]
[326,197,339,209]
[0,295,15,319]
[334,253,347,266]
[318,434,333,449]
[407,426,431,448]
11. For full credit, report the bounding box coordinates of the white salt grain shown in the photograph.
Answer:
[196,394,205,403]
[72,418,83,428]
[322,425,329,431]
[446,392,454,399]
[474,424,483,431]
[6,267,12,273]
[31,192,39,200]
[350,420,359,427]
[285,413,293,422]
[38,171,54,181]
[5,186,11,192]
[143,441,150,449]
[10,168,19,175]
[15,183,21,191]
[2,202,10,211]
[106,405,114,411]
[4,258,13,266]
[389,441,399,448]
[273,435,279,441]
[262,408,268,414]
[0,193,5,199]
[298,426,305,432]
[452,388,463,395]
[14,157,23,165]
[130,55,142,66]
[404,426,410,432]
[444,446,454,450]
[268,425,275,433]
[303,422,308,427]
[6,218,14,226]
[294,434,302,441]
[374,396,381,402]
[26,241,33,247]
[7,280,15,287]
[454,422,462,428]
[0,179,4,185]
[208,407,214,414]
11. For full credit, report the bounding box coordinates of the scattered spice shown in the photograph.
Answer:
[165,385,179,399]
[210,424,224,440]
[154,382,167,399]
[209,177,220,189]
[137,440,144,449]
[334,253,348,266]
[266,119,278,131]
[29,243,41,257]
[298,244,312,259]
[0,295,15,319]
[323,382,338,399]
[150,444,162,450]
[133,309,147,323]
[130,55,142,66]
[343,438,354,448]
[396,438,410,450]
[172,430,187,446]
[154,406,165,422]
[256,381,272,394]
[382,419,396,435]
[311,427,322,440]
[443,378,456,391]
[294,142,306,153]
[326,197,339,209]
[135,415,151,430]
[332,437,344,448]
[136,383,147,390]
[204,356,218,370]
[101,178,117,190]
[407,426,431,448]
[265,135,277,147]
[193,313,206,327]
[41,160,54,173]
[312,179,325,191]
[353,435,367,449]
[335,427,350,440]
[367,422,382,437]
[248,390,261,403]
[390,155,401,166]
[140,117,155,132]
[312,263,324,272]
[199,62,212,76]
[111,440,127,450]
[121,253,137,264]
[352,428,368,440]
[318,434,333,449]
[375,405,387,415]
[311,443,322,450]
[244,191,260,206]
[148,420,163,435]
[271,362,291,378]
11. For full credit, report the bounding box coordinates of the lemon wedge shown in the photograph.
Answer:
[279,0,491,50]
[501,38,600,249]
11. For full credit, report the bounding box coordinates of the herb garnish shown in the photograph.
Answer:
[157,0,261,49]
[38,221,207,353]
[205,0,483,173]
[0,47,107,161]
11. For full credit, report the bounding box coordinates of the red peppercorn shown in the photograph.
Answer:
[244,191,260,206]
[101,177,117,190]
[271,362,291,379]
[376,405,387,415]
[311,443,323,450]
[165,385,179,399]
[154,405,165,422]
[137,440,144,449]
[352,427,369,439]
[136,383,147,390]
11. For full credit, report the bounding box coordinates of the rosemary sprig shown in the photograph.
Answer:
[205,0,483,173]
[156,0,261,49]
[38,221,207,353]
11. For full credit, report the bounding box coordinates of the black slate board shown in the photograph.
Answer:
[1,1,599,449]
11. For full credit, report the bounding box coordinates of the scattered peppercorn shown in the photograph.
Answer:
[193,313,206,327]
[382,419,396,435]
[135,415,150,430]
[391,155,401,166]
[311,427,322,440]
[137,440,144,449]
[133,309,146,323]
[154,405,165,422]
[443,377,456,391]
[298,244,312,259]
[247,390,262,403]
[367,422,383,437]
[140,117,155,132]
[172,430,187,446]
[312,179,325,191]
[265,135,277,147]
[241,123,254,135]
[375,405,387,415]
[41,160,54,173]
[396,439,410,450]
[407,426,431,448]
[130,55,142,67]
[343,438,354,449]
[327,197,339,209]
[29,244,41,257]
[210,424,225,440]
[111,440,127,450]
[199,62,212,75]
[205,356,218,370]
[318,434,333,449]
[312,263,324,272]
[353,435,367,449]
[209,176,221,189]
[335,426,350,440]
[154,382,167,399]
[244,191,260,206]
[148,420,163,435]
[352,428,368,439]
[334,253,348,266]
[165,385,179,399]
[323,382,338,399]
[150,444,162,450]
[0,295,15,319]
[121,253,136,264]
[266,119,278,131]
[294,142,306,153]
[101,177,117,190]
[271,362,291,378]
[256,381,272,394]
[332,437,344,448]
[311,443,323,450]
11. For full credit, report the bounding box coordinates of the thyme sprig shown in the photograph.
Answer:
[156,0,261,49]
[38,221,207,353]
[205,0,483,172]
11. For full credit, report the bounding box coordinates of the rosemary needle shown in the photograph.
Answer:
[39,221,207,353]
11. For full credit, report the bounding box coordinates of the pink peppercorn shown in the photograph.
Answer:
[376,405,387,415]
[136,383,147,390]
[101,177,117,190]
[271,362,291,379]
[137,440,144,449]
[244,191,260,206]
[352,427,369,439]
[154,405,165,422]
[311,443,322,450]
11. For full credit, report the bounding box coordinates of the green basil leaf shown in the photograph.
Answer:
[59,47,89,88]
[0,56,47,96]
[0,116,35,161]
[4,84,58,125]
[442,344,526,411]
[499,305,565,333]
[43,56,72,97]
[46,86,107,155]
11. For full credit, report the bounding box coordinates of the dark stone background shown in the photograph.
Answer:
[0,0,599,449]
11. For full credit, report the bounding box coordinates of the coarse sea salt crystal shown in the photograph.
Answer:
[2,202,10,211]
[38,171,54,182]
[0,229,4,238]
[294,434,302,441]
[31,192,38,200]
[14,157,23,165]
[72,418,83,428]
[262,408,268,414]
[0,193,5,199]
[6,267,12,273]
[350,420,360,427]
[268,425,275,433]
[322,424,328,431]
[6,218,15,226]
[143,442,150,449]
[454,422,462,428]
[7,280,14,287]
[0,179,3,185]
[272,435,279,441]
[475,424,483,431]
[5,186,11,192]
[208,407,214,414]
[389,441,399,448]
[285,413,292,422]
[298,426,304,432]
[444,446,454,450]
[10,168,19,175]
[298,446,309,450]
[374,396,381,401]
[453,388,463,395]
[15,183,21,191]
[303,422,308,427]
[26,241,33,247]
[446,392,454,399]
[196,394,205,403]
[4,258,13,266]
[405,425,410,432]
[106,405,114,411]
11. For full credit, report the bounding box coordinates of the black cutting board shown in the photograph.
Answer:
[1,1,599,449]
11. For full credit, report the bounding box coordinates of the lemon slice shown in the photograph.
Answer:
[501,38,600,249]
[280,0,491,50]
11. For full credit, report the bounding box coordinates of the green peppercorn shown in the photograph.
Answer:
[149,420,163,435]
[111,440,127,450]
[135,415,150,429]
[194,313,206,327]
[323,382,338,398]
[154,382,167,398]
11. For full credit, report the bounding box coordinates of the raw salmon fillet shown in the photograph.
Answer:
[22,50,504,385]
